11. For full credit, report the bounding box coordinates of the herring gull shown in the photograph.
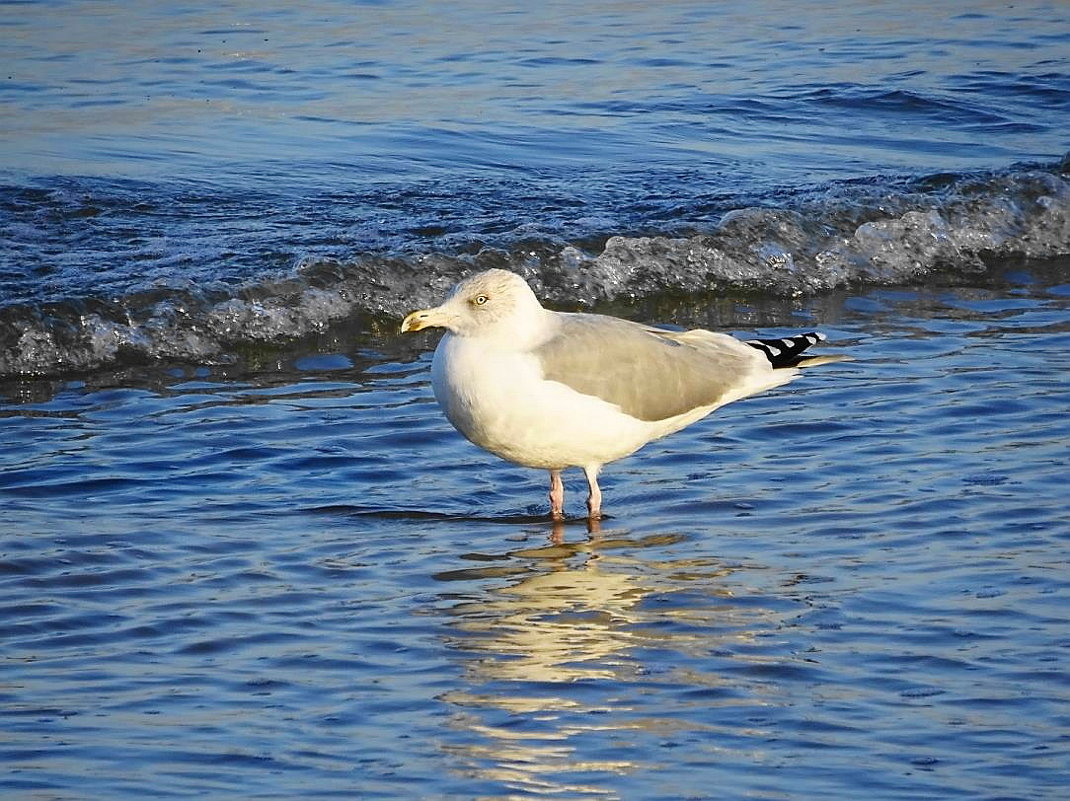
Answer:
[401,269,841,520]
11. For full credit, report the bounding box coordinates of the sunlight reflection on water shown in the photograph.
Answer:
[2,274,1069,799]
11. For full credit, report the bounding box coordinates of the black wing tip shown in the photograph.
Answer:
[747,332,828,368]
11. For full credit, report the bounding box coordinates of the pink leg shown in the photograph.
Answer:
[583,465,603,519]
[548,469,565,520]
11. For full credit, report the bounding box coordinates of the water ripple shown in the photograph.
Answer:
[2,279,1069,798]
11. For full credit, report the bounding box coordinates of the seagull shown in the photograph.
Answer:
[401,269,841,520]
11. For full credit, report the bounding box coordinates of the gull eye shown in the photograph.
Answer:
[473,294,489,306]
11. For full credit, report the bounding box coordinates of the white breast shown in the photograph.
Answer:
[431,333,664,470]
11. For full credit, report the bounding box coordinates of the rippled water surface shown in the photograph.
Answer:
[3,0,1069,796]
[3,0,1068,378]
[3,267,1068,800]
[5,0,1066,182]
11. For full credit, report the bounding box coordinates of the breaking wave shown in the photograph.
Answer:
[1,161,1067,378]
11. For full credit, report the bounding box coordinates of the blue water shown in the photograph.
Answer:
[4,0,1066,182]
[2,1,1068,375]
[2,1,1070,798]
[3,269,1069,799]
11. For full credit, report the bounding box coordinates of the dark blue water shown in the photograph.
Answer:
[2,0,1068,377]
[2,2,1070,798]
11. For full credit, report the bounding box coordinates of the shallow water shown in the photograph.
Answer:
[3,1,1069,797]
[3,265,1068,800]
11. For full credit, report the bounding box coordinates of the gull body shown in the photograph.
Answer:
[401,269,835,520]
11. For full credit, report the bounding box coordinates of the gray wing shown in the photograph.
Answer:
[533,312,762,422]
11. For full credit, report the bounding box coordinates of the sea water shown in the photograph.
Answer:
[2,1,1069,799]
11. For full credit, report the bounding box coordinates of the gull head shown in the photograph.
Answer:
[401,269,544,338]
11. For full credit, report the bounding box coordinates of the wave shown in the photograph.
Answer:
[1,161,1067,379]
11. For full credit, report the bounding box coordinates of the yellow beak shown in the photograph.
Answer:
[401,308,438,334]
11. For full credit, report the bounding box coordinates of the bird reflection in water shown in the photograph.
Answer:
[433,523,760,797]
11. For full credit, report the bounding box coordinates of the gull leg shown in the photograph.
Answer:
[548,469,565,520]
[583,465,603,520]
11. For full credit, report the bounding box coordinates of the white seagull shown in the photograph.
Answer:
[401,269,841,520]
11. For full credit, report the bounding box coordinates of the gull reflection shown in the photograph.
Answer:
[434,524,754,797]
